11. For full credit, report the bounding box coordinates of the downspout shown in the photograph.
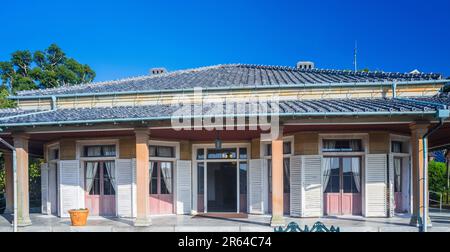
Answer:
[0,137,17,232]
[420,118,445,232]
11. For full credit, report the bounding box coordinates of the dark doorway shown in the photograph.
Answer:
[207,162,237,212]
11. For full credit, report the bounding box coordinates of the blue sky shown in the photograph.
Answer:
[1,0,449,81]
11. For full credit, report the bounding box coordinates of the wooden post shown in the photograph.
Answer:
[270,128,285,227]
[409,122,430,227]
[3,151,13,214]
[13,133,32,226]
[134,128,151,226]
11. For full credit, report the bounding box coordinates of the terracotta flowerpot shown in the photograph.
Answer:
[68,209,89,226]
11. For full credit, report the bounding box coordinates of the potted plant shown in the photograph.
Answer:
[68,208,89,226]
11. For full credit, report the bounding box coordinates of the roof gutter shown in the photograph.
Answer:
[9,79,450,100]
[0,110,439,128]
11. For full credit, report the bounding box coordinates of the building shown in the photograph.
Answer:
[0,63,449,227]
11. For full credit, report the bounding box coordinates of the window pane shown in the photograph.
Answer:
[392,141,403,153]
[197,149,205,160]
[102,145,116,157]
[158,146,174,158]
[394,158,402,192]
[150,146,157,157]
[268,159,272,193]
[150,146,174,158]
[239,148,248,159]
[160,162,173,194]
[50,149,59,160]
[343,175,355,193]
[323,140,362,152]
[85,146,102,157]
[103,161,116,195]
[283,158,290,193]
[197,163,204,194]
[207,148,237,159]
[283,142,291,155]
[239,162,247,194]
[84,145,116,157]
[266,144,272,156]
[324,157,340,193]
[343,157,360,193]
[90,166,100,195]
[149,162,158,194]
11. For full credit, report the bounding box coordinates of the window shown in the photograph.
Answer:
[84,145,116,157]
[265,141,292,156]
[391,141,403,153]
[150,145,175,158]
[322,139,362,152]
[206,148,237,159]
[85,161,116,196]
[394,158,402,193]
[149,161,173,195]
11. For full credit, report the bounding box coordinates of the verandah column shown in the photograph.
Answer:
[134,128,151,226]
[409,122,430,227]
[3,151,13,214]
[13,133,32,226]
[270,127,285,227]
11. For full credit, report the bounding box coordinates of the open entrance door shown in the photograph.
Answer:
[207,162,237,212]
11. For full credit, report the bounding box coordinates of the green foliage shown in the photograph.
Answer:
[0,86,15,108]
[0,43,96,95]
[429,161,447,193]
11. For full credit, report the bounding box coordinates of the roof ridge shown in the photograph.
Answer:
[233,63,442,79]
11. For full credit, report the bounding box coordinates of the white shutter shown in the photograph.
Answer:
[41,163,49,215]
[59,160,81,217]
[262,159,269,214]
[131,158,137,218]
[176,160,192,214]
[365,154,388,217]
[249,159,264,214]
[116,159,133,217]
[290,156,302,217]
[302,155,322,217]
[388,154,395,217]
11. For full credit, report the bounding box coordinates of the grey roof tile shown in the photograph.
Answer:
[0,97,440,127]
[15,64,443,97]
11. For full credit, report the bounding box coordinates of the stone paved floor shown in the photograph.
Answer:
[1,208,449,232]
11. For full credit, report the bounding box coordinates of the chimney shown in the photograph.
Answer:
[296,61,315,70]
[150,67,167,75]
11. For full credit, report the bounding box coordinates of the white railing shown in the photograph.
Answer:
[429,191,443,211]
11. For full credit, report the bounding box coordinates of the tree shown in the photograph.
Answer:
[429,160,447,193]
[0,43,96,97]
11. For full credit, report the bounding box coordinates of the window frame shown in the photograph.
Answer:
[261,136,294,194]
[148,141,179,197]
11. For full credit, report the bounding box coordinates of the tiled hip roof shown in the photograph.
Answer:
[0,97,442,127]
[15,64,444,97]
